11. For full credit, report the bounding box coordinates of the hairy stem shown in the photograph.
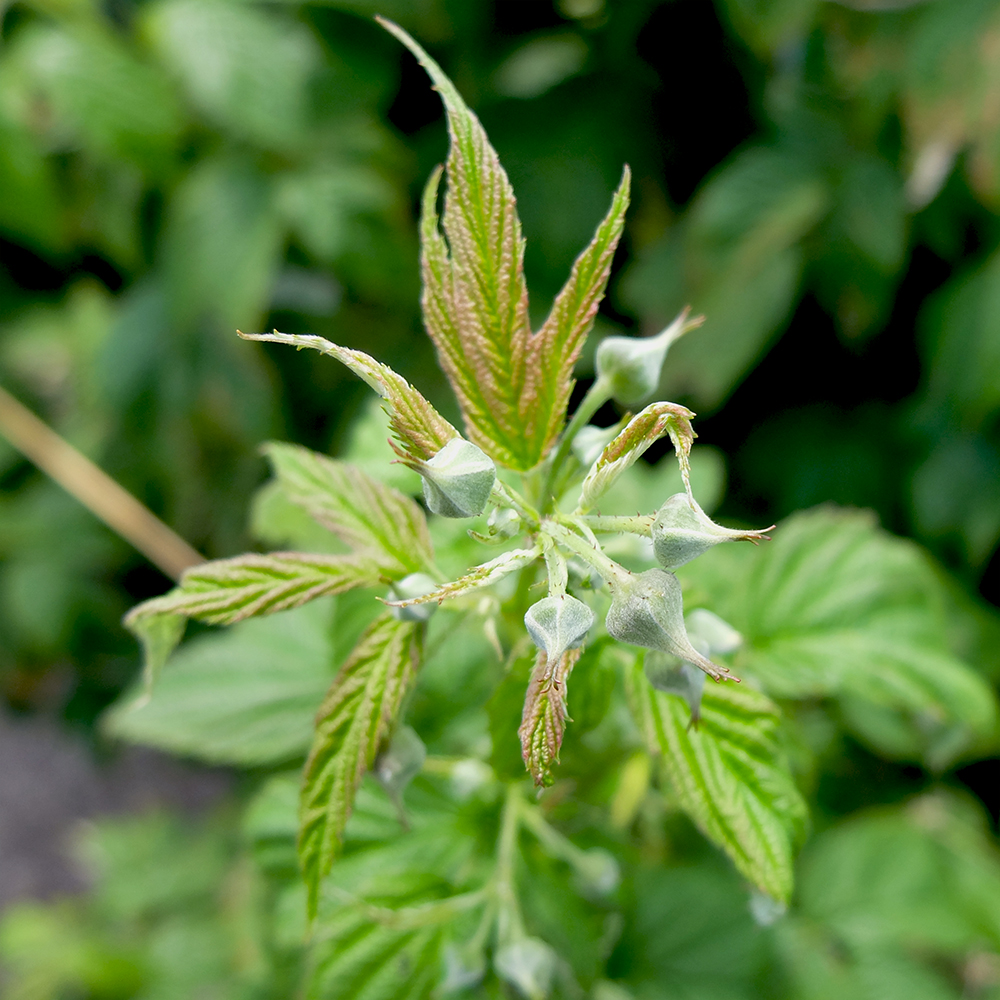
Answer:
[541,519,630,587]
[581,514,655,536]
[539,375,612,513]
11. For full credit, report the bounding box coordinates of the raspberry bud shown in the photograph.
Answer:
[494,938,557,1000]
[415,437,496,518]
[595,309,699,406]
[524,595,595,663]
[387,572,438,622]
[652,493,772,570]
[604,568,732,679]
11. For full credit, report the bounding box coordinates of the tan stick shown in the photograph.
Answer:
[0,384,204,580]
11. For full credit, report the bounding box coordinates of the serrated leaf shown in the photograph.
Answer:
[579,401,696,511]
[384,20,628,471]
[533,168,631,448]
[242,333,458,461]
[299,614,422,916]
[105,601,337,766]
[385,547,539,608]
[679,507,1000,765]
[519,648,582,786]
[629,664,808,902]
[124,552,379,687]
[263,442,434,574]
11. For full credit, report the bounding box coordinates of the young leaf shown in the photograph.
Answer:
[127,552,380,626]
[264,442,434,575]
[299,613,422,915]
[125,552,380,686]
[384,547,540,608]
[240,331,457,461]
[519,648,582,786]
[531,166,631,457]
[579,401,696,512]
[628,663,808,903]
[383,19,629,471]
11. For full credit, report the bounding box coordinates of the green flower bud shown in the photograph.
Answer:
[645,651,706,722]
[652,493,772,570]
[374,725,426,800]
[488,506,520,538]
[644,609,741,721]
[686,607,742,655]
[604,568,731,679]
[441,941,486,993]
[387,572,438,622]
[571,424,618,467]
[416,438,496,518]
[524,595,595,663]
[571,847,620,899]
[494,938,557,1000]
[595,309,698,406]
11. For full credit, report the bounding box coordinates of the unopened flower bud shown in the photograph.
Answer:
[571,847,620,898]
[488,506,520,538]
[645,651,706,722]
[388,572,438,622]
[685,607,742,655]
[494,938,557,1000]
[441,941,486,993]
[416,438,496,518]
[652,493,772,570]
[524,595,595,663]
[605,568,730,679]
[595,309,698,406]
[374,725,426,799]
[571,424,618,467]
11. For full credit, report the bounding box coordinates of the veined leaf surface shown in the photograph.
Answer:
[628,662,808,903]
[580,401,696,511]
[264,442,434,575]
[241,330,458,461]
[384,20,629,471]
[125,551,379,687]
[299,614,422,915]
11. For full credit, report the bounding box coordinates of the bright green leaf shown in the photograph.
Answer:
[299,614,422,915]
[244,334,458,463]
[628,662,808,903]
[105,601,338,766]
[263,442,435,574]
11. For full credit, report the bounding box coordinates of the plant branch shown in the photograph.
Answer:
[0,384,203,580]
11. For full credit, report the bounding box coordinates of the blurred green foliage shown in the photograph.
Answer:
[2,1,1000,996]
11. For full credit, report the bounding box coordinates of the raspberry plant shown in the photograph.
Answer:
[114,19,999,1000]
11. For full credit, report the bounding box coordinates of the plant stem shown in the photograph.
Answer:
[491,479,539,526]
[541,519,629,587]
[581,514,655,536]
[539,376,612,513]
[0,383,203,580]
[494,783,525,945]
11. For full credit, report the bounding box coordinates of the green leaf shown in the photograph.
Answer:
[385,547,539,609]
[519,648,582,786]
[105,601,339,766]
[628,662,808,903]
[579,401,696,511]
[299,614,422,916]
[532,166,631,455]
[384,19,628,471]
[680,507,1000,766]
[263,443,435,574]
[124,552,379,686]
[243,334,458,462]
